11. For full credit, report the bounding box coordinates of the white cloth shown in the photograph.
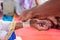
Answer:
[3,0,14,16]
[39,0,48,5]
[0,20,12,39]
[23,20,30,27]
[14,0,24,15]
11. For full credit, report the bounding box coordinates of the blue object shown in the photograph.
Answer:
[2,15,16,40]
[3,15,13,21]
[8,32,16,40]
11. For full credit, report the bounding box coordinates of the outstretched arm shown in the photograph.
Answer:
[19,0,60,22]
[31,0,60,17]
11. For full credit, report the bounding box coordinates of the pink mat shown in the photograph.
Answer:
[15,27,60,40]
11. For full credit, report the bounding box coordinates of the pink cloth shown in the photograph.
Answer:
[15,27,60,40]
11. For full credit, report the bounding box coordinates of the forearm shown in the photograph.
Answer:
[30,0,60,18]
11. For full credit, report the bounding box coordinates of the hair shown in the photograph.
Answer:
[1,2,3,10]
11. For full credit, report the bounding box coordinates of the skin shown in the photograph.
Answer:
[30,19,52,30]
[15,22,23,30]
[35,0,40,5]
[15,0,60,30]
[19,0,60,22]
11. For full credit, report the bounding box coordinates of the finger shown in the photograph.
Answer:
[47,16,57,25]
[19,10,28,20]
[19,10,33,22]
[19,12,25,20]
[20,15,30,22]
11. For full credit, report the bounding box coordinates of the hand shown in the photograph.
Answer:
[19,10,33,22]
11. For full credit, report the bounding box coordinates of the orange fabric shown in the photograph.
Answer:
[14,14,20,22]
